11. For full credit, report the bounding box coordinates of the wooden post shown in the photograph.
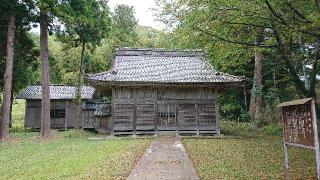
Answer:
[154,102,158,135]
[175,104,179,136]
[154,89,158,135]
[283,141,289,180]
[195,104,199,135]
[64,101,68,131]
[215,89,220,134]
[111,87,115,136]
[133,100,137,136]
[311,99,320,179]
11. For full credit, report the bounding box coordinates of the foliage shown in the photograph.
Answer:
[0,131,151,179]
[220,120,283,137]
[0,1,40,95]
[154,0,320,122]
[56,0,111,47]
[110,4,138,47]
[136,25,175,49]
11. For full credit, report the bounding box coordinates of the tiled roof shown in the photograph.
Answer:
[87,47,243,85]
[16,85,95,100]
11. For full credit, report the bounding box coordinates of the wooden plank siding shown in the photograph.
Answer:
[24,100,96,129]
[112,87,219,135]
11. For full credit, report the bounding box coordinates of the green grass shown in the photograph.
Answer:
[11,99,25,130]
[182,121,317,179]
[0,131,151,179]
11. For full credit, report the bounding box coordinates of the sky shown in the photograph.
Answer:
[30,0,164,33]
[108,0,164,30]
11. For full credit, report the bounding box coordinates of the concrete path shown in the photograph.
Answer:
[127,137,199,180]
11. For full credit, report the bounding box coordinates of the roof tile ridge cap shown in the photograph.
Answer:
[87,69,115,77]
[199,55,218,73]
[214,70,243,79]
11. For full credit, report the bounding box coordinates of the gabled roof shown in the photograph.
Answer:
[16,85,95,100]
[87,47,243,87]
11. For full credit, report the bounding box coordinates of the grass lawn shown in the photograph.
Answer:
[182,122,317,179]
[0,131,151,179]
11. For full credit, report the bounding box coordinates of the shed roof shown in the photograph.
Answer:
[16,85,95,100]
[277,98,313,107]
[95,103,111,116]
[87,47,243,86]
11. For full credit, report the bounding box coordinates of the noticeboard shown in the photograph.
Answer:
[282,104,314,147]
[278,98,320,179]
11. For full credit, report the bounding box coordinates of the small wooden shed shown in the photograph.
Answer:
[88,47,243,135]
[16,85,96,129]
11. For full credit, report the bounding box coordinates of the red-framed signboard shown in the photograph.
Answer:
[278,98,319,179]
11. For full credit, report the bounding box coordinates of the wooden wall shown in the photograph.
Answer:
[111,87,219,135]
[25,100,97,129]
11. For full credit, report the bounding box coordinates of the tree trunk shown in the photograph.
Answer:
[0,15,15,140]
[39,10,51,138]
[75,41,85,130]
[9,92,14,128]
[249,29,264,124]
[309,37,320,99]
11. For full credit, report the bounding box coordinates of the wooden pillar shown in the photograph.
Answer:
[311,99,320,179]
[195,104,199,135]
[111,87,115,136]
[154,88,158,135]
[64,101,68,131]
[175,104,179,136]
[133,99,137,136]
[24,101,28,130]
[215,88,220,134]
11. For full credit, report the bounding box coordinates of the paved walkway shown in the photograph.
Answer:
[127,137,199,180]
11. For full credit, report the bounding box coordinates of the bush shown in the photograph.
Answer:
[261,123,282,136]
[221,120,283,137]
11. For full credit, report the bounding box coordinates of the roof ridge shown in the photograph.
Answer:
[28,84,92,87]
[114,47,205,57]
[16,85,95,100]
[116,47,204,52]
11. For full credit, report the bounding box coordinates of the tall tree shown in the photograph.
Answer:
[39,1,51,138]
[111,4,138,47]
[57,0,111,129]
[0,0,36,139]
[249,29,264,123]
[0,14,15,139]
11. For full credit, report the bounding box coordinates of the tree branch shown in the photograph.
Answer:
[193,26,276,48]
[285,2,312,23]
[264,0,287,25]
[217,20,271,29]
[272,25,309,96]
